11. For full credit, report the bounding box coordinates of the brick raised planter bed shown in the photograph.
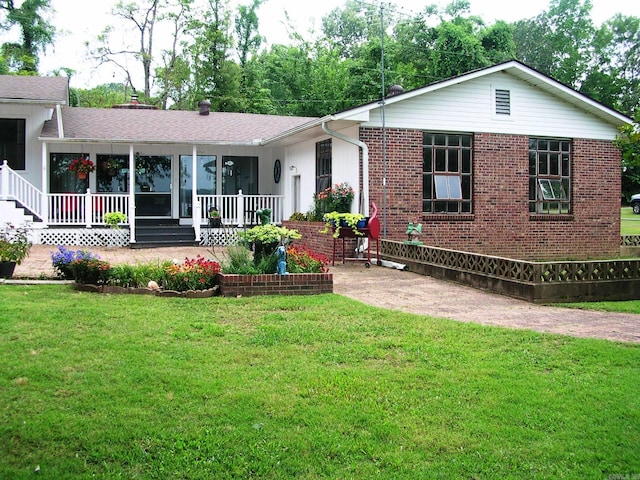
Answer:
[216,273,333,297]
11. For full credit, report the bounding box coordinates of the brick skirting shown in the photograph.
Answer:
[216,273,333,297]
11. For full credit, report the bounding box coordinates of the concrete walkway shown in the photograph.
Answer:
[8,245,640,344]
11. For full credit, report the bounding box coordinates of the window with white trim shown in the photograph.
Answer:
[0,118,26,170]
[529,138,571,214]
[423,133,472,214]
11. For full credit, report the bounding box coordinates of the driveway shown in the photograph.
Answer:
[11,245,640,344]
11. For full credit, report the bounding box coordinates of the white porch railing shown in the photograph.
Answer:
[47,192,130,226]
[197,192,285,227]
[1,160,45,222]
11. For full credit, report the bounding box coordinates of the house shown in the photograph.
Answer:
[0,60,632,259]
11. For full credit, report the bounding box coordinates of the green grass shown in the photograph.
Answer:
[1,285,639,479]
[621,206,640,235]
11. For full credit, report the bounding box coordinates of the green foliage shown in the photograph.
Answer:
[237,224,301,245]
[103,211,127,229]
[219,245,261,274]
[320,211,365,238]
[68,257,112,285]
[0,0,55,73]
[1,287,639,477]
[163,255,221,291]
[0,222,31,264]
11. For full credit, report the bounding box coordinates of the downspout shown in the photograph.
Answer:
[321,122,369,217]
[56,104,64,138]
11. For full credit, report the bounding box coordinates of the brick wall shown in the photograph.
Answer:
[361,127,621,260]
[217,273,333,297]
[283,220,359,263]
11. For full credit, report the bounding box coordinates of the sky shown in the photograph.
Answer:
[20,0,640,89]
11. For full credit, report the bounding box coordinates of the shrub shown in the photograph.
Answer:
[0,222,32,265]
[50,246,100,280]
[219,246,261,274]
[287,244,329,273]
[163,255,221,291]
[69,258,112,285]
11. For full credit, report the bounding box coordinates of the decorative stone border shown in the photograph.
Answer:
[74,283,219,298]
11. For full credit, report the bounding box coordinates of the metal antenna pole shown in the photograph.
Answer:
[380,2,387,238]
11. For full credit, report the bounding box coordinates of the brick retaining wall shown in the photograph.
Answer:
[216,273,333,297]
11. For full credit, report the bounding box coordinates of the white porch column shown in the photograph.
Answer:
[236,189,244,227]
[84,188,92,228]
[129,145,136,244]
[192,145,200,241]
[40,143,48,226]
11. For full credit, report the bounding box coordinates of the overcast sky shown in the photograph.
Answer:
[25,0,640,89]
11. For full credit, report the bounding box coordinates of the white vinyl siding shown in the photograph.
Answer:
[365,72,620,141]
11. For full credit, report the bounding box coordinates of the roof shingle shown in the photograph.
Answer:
[41,106,317,144]
[0,75,68,103]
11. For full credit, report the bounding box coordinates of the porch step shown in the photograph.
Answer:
[131,222,197,249]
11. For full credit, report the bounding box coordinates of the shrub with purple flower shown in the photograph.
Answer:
[51,245,100,280]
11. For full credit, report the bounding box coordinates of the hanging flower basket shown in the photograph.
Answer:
[68,157,96,177]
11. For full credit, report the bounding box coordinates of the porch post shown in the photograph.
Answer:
[0,160,7,200]
[192,145,201,241]
[85,188,92,228]
[237,189,244,227]
[40,142,48,226]
[129,145,136,244]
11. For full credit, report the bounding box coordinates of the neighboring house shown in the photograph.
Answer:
[0,60,632,259]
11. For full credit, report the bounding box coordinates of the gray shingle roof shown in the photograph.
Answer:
[41,106,317,144]
[0,75,68,103]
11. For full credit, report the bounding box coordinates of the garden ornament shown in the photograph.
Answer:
[275,244,288,275]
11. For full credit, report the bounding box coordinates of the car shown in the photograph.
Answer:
[631,193,640,214]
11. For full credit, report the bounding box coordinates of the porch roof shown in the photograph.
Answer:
[0,75,68,105]
[40,106,317,145]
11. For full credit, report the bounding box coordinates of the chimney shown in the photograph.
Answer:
[388,85,404,97]
[199,100,211,116]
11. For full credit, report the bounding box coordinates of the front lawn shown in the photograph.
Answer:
[1,285,639,479]
[621,206,640,235]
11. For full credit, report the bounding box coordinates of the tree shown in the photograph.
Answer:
[88,0,164,100]
[0,0,55,73]
[513,0,595,88]
[235,0,263,70]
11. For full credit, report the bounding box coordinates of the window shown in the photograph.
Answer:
[529,138,571,214]
[495,89,511,115]
[316,139,332,193]
[423,133,472,213]
[0,118,26,170]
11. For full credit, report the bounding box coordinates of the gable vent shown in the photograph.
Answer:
[495,89,511,115]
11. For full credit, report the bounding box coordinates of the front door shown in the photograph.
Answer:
[134,155,172,217]
[179,155,216,217]
[222,156,258,195]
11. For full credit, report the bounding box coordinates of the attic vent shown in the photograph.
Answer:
[495,89,511,115]
[199,99,211,116]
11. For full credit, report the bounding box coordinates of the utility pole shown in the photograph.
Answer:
[380,2,387,238]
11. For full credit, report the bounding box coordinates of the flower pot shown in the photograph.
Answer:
[77,171,87,179]
[0,261,17,279]
[357,218,368,229]
[209,217,222,228]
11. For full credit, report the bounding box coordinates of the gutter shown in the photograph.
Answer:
[321,121,369,217]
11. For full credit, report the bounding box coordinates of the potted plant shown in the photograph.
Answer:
[105,158,120,176]
[0,222,32,278]
[104,211,127,229]
[208,207,222,228]
[237,224,301,267]
[68,156,96,179]
[320,211,365,238]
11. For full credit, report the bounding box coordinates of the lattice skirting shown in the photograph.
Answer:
[199,227,240,247]
[36,228,130,247]
[381,240,640,302]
